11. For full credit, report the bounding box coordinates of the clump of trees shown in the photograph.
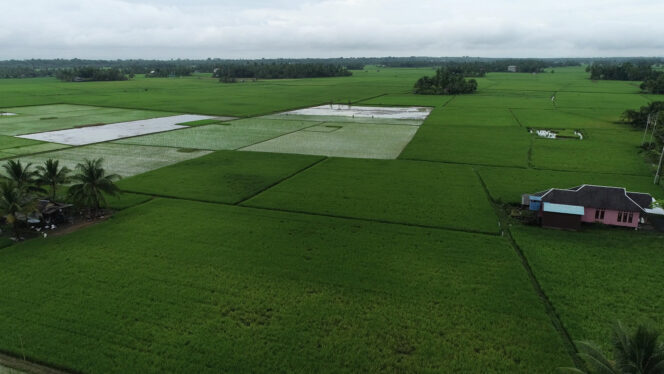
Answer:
[586,62,655,81]
[146,66,194,78]
[621,102,664,129]
[641,73,664,94]
[586,62,664,94]
[622,102,664,171]
[558,322,664,374]
[55,67,128,82]
[0,158,120,239]
[414,68,478,95]
[213,63,352,82]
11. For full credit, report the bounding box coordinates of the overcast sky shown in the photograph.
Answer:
[2,0,663,59]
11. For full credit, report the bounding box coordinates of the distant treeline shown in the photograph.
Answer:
[586,61,656,81]
[414,68,477,95]
[212,63,351,82]
[55,67,128,82]
[587,60,664,94]
[434,59,564,77]
[1,57,663,81]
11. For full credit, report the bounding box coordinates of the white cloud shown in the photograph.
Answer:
[1,0,663,59]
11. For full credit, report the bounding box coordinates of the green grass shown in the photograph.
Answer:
[244,158,499,233]
[358,94,453,107]
[14,143,212,177]
[0,64,662,372]
[115,119,315,150]
[449,92,554,110]
[0,104,174,135]
[0,199,571,373]
[240,121,419,159]
[264,113,424,126]
[511,226,664,353]
[423,106,520,127]
[478,167,663,204]
[0,135,43,150]
[530,129,652,175]
[0,70,432,117]
[512,108,623,130]
[177,119,228,127]
[0,143,70,158]
[105,192,154,210]
[400,123,530,167]
[119,150,323,204]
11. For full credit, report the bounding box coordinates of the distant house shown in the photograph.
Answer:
[522,185,653,230]
[507,65,518,73]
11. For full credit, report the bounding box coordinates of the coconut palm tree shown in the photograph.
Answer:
[2,159,38,190]
[0,180,37,239]
[68,158,120,217]
[35,159,71,201]
[559,322,664,374]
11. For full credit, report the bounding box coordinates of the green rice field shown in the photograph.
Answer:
[0,199,570,373]
[512,226,664,354]
[119,150,324,203]
[0,104,172,135]
[14,143,212,177]
[243,158,500,233]
[0,65,663,373]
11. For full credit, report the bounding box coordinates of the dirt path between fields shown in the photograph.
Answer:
[0,352,71,374]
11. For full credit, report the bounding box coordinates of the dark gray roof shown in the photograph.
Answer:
[627,192,653,209]
[533,185,652,212]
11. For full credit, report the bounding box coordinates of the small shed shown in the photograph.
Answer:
[541,202,584,230]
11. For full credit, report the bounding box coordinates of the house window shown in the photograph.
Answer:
[628,212,634,223]
[617,212,623,222]
[595,209,605,220]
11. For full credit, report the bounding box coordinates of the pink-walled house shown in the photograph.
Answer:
[522,185,653,230]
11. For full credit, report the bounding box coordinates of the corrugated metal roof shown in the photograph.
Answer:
[542,202,584,216]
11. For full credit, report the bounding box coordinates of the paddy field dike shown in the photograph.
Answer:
[0,66,662,373]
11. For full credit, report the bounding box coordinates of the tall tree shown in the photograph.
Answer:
[35,159,71,201]
[2,160,38,190]
[0,181,37,238]
[68,159,121,217]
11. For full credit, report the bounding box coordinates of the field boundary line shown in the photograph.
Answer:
[527,137,534,168]
[239,204,501,236]
[397,156,528,169]
[507,108,523,127]
[233,122,326,150]
[440,95,456,107]
[0,350,76,374]
[59,101,183,116]
[352,93,388,104]
[234,157,329,205]
[397,156,657,179]
[473,169,585,369]
[115,191,501,237]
